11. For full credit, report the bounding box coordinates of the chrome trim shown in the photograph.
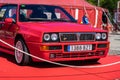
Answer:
[59,32,96,42]
[59,33,78,42]
[79,33,96,41]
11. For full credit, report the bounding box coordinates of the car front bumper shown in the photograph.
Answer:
[27,41,110,62]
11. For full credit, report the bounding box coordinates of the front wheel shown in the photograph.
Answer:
[15,39,31,65]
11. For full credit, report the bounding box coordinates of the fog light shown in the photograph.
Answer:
[50,54,56,58]
[88,53,93,56]
[99,51,104,55]
[40,46,49,50]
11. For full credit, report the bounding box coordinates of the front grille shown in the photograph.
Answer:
[60,33,77,42]
[50,51,104,59]
[60,33,95,42]
[97,44,107,48]
[80,33,95,41]
[49,46,62,50]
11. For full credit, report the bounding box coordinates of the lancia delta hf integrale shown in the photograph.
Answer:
[0,4,109,65]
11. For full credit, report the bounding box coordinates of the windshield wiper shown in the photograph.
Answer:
[23,18,74,22]
[51,18,71,22]
[28,18,49,21]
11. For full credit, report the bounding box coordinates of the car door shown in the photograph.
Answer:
[0,5,18,54]
[0,6,8,51]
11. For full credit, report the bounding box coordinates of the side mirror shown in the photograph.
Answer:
[5,18,15,23]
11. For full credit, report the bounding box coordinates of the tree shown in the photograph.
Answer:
[86,0,118,16]
[86,0,97,6]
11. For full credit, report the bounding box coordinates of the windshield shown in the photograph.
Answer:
[19,4,76,22]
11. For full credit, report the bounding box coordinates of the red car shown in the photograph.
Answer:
[0,4,109,65]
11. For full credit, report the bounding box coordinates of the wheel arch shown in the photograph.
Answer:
[15,34,31,55]
[15,34,25,44]
[15,34,30,53]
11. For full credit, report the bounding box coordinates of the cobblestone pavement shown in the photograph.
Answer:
[109,32,120,55]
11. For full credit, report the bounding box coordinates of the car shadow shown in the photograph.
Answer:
[0,52,101,68]
[29,60,101,68]
[0,51,16,64]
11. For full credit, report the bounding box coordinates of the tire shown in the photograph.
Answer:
[15,39,30,65]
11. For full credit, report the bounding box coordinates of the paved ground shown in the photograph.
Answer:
[109,32,120,55]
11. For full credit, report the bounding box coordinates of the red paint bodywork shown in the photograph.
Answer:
[0,4,109,62]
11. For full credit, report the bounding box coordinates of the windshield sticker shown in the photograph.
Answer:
[21,4,26,8]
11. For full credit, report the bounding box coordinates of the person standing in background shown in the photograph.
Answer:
[82,13,89,24]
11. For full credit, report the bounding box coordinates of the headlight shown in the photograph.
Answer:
[43,33,59,42]
[51,33,58,41]
[96,33,101,40]
[44,34,50,41]
[102,33,107,40]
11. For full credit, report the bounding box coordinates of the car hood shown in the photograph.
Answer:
[18,22,105,32]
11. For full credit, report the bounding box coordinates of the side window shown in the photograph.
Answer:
[0,5,17,21]
[4,6,17,20]
[102,12,108,24]
[0,7,7,21]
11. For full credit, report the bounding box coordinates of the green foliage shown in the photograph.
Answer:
[86,0,118,16]
[86,0,97,5]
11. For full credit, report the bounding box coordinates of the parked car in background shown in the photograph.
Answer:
[0,4,109,65]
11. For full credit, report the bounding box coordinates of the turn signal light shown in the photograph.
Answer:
[40,46,49,51]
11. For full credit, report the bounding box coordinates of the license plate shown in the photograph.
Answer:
[67,45,92,52]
